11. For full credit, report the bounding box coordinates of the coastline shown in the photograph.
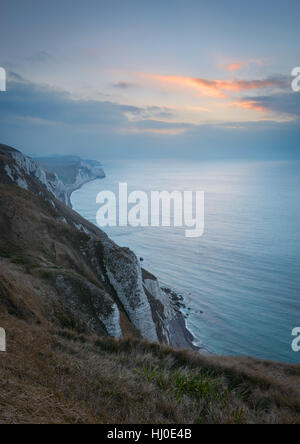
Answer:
[67,177,103,208]
[35,155,106,209]
[168,314,200,352]
[162,287,201,352]
[70,179,199,352]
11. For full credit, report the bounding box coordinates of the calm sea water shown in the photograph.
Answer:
[72,160,300,363]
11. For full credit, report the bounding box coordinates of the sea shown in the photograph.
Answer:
[71,159,300,363]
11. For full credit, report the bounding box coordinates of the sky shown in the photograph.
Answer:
[0,0,299,160]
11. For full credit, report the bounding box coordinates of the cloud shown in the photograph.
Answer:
[0,77,145,128]
[113,81,136,89]
[225,62,246,72]
[223,59,265,72]
[233,93,300,118]
[129,106,175,121]
[120,127,187,135]
[137,72,286,98]
[231,100,266,112]
[8,71,27,83]
[122,119,192,135]
[26,51,53,63]
[0,75,188,140]
[8,71,26,82]
[1,74,299,161]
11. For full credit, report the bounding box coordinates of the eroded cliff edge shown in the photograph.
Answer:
[35,155,106,207]
[0,144,196,350]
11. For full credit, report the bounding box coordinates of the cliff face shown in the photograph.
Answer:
[35,156,106,207]
[0,144,194,349]
[1,145,69,205]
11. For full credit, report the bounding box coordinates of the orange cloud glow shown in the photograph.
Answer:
[225,62,245,72]
[138,73,225,98]
[137,73,279,98]
[231,101,266,112]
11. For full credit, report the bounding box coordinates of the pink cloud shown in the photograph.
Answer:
[137,73,281,99]
[230,100,266,112]
[225,62,246,72]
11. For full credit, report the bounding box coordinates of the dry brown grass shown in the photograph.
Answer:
[0,313,299,424]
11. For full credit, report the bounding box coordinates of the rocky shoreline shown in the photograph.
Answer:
[160,287,200,351]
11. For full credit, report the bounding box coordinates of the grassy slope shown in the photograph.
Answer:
[1,308,300,424]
